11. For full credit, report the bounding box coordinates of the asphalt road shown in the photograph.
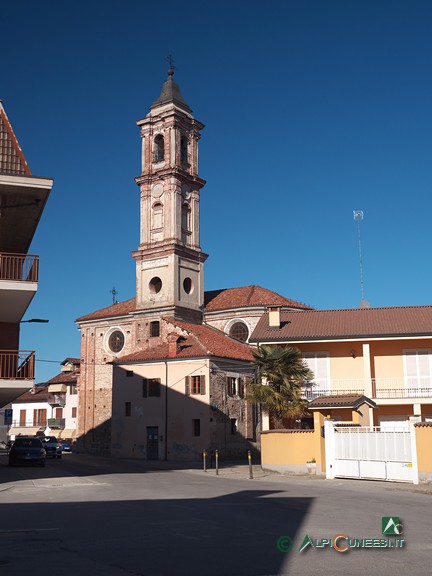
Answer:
[0,452,430,575]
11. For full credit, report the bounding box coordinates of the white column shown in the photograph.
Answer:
[324,419,336,479]
[362,343,373,398]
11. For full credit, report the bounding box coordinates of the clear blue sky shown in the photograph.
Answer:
[3,0,432,382]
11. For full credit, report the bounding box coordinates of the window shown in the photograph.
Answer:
[72,407,77,418]
[33,408,47,426]
[19,409,26,426]
[192,419,200,437]
[142,378,161,397]
[180,135,188,164]
[229,322,249,343]
[154,134,164,162]
[403,350,432,392]
[126,370,134,377]
[302,352,330,391]
[181,203,191,232]
[150,321,160,337]
[230,418,237,434]
[69,385,77,395]
[149,277,162,294]
[148,378,161,397]
[227,377,237,396]
[185,375,206,395]
[108,330,125,353]
[152,202,163,229]
[55,407,63,419]
[125,402,131,417]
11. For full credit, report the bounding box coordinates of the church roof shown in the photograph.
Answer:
[204,285,311,312]
[150,68,192,113]
[76,297,136,322]
[113,317,253,363]
[0,102,31,175]
[76,285,311,323]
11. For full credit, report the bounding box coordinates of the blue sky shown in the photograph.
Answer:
[3,0,432,382]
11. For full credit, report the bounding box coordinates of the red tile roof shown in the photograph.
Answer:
[76,286,311,323]
[76,297,136,322]
[47,369,79,385]
[0,102,31,175]
[113,317,253,363]
[205,285,311,312]
[13,385,49,403]
[251,306,432,342]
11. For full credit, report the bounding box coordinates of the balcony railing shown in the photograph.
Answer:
[0,253,39,282]
[302,377,432,401]
[0,351,35,380]
[47,418,65,429]
[373,378,432,399]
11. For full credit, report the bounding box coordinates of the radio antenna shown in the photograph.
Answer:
[353,210,371,308]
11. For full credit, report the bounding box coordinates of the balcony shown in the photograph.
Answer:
[373,378,432,399]
[0,253,39,282]
[0,253,39,323]
[48,393,66,407]
[0,351,35,380]
[47,418,65,429]
[302,378,432,401]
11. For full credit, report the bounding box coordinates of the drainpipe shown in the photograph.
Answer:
[165,361,168,461]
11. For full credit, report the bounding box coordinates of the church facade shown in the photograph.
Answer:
[76,69,310,460]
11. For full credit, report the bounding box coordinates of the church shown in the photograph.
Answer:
[75,68,310,460]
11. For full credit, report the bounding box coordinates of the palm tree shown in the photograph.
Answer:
[248,344,314,427]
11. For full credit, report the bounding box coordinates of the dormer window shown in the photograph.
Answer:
[154,134,164,162]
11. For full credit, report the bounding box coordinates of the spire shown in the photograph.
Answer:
[0,101,31,175]
[150,67,192,113]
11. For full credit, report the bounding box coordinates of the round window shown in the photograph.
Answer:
[229,322,249,343]
[183,277,193,294]
[108,330,125,353]
[149,276,162,294]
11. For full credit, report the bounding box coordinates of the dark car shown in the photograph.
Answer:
[8,437,46,467]
[38,436,62,459]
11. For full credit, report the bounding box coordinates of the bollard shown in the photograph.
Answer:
[248,450,253,479]
[215,449,219,475]
[203,451,207,472]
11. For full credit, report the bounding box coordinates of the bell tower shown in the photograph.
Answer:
[133,68,207,323]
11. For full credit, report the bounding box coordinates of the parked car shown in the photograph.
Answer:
[38,436,62,459]
[8,437,46,467]
[59,439,73,453]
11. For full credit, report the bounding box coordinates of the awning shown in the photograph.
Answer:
[58,429,76,439]
[48,384,67,393]
[8,427,44,437]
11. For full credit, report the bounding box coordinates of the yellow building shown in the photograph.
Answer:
[250,306,432,428]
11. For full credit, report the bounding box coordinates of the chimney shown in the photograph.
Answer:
[268,306,281,329]
[167,332,180,357]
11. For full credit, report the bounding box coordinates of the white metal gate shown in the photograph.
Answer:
[324,421,418,484]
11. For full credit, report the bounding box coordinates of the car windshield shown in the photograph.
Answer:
[13,438,42,448]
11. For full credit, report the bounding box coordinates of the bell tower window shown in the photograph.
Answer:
[152,202,163,229]
[154,134,164,163]
[180,135,188,165]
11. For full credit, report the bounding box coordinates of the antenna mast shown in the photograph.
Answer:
[353,210,370,308]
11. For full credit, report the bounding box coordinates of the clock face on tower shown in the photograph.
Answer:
[108,330,125,353]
